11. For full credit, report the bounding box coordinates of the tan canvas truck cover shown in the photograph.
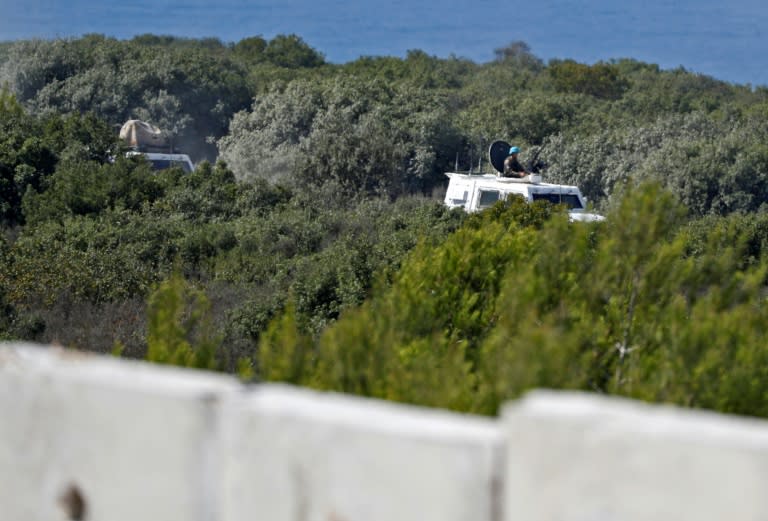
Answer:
[119,120,169,151]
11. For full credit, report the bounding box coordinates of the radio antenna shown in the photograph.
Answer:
[478,139,484,173]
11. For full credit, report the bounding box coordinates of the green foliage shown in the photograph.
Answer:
[4,212,178,306]
[541,109,768,215]
[156,160,240,221]
[258,301,315,384]
[130,34,227,52]
[22,156,164,224]
[0,35,252,161]
[0,233,15,339]
[146,272,220,369]
[257,197,556,410]
[0,90,52,224]
[258,182,768,419]
[262,34,325,68]
[41,111,119,163]
[231,36,267,63]
[219,76,462,196]
[493,41,544,72]
[548,59,630,100]
[216,188,464,347]
[0,97,119,225]
[457,91,585,147]
[340,54,478,90]
[478,183,687,410]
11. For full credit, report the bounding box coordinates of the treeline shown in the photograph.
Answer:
[2,35,768,416]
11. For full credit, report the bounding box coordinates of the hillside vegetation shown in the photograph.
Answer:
[2,35,768,416]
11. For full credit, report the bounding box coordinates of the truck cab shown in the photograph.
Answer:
[444,172,603,222]
[119,119,194,173]
[444,140,604,222]
[125,151,194,173]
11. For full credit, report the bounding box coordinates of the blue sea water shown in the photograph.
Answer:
[1,0,767,87]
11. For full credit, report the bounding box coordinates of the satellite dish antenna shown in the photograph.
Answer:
[489,140,511,174]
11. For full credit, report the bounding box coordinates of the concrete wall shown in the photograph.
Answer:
[219,385,502,521]
[0,342,240,521]
[0,343,501,521]
[4,342,768,521]
[502,391,768,521]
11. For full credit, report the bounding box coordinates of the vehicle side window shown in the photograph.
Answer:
[478,190,500,208]
[532,192,583,209]
[446,184,469,204]
[149,159,172,170]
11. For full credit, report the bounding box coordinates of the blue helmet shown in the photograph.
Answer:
[509,146,520,154]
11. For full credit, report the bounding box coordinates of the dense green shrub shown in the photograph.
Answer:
[218,76,462,196]
[541,110,768,214]
[256,197,558,409]
[4,211,183,306]
[547,59,630,100]
[0,92,58,224]
[0,35,252,161]
[146,273,220,370]
[258,182,768,419]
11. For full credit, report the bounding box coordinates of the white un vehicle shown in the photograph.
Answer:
[119,119,194,173]
[124,151,194,173]
[444,140,604,223]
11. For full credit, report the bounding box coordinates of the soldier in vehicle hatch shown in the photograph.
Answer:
[503,146,528,178]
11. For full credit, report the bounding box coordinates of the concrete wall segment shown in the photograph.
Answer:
[502,390,768,521]
[12,342,768,521]
[1,343,505,521]
[0,342,242,521]
[220,384,504,521]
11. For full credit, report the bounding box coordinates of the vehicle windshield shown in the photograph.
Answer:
[149,159,192,173]
[532,192,583,209]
